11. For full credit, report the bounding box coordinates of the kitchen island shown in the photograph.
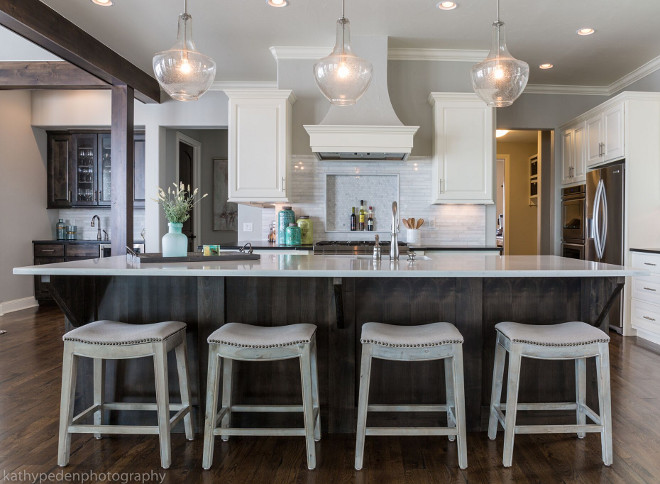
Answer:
[14,254,641,433]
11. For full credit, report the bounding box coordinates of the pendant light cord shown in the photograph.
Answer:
[496,0,500,22]
[341,0,345,19]
[184,0,188,15]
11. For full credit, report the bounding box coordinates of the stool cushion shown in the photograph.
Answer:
[63,320,186,346]
[208,323,317,348]
[495,321,610,346]
[360,322,463,348]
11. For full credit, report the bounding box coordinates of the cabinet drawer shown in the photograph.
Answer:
[34,244,64,257]
[631,252,660,274]
[632,275,660,305]
[631,299,660,333]
[66,244,100,257]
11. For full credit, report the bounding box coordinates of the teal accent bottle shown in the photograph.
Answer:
[277,206,295,245]
[285,223,302,246]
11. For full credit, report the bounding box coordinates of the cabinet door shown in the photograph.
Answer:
[586,114,603,167]
[573,122,586,182]
[561,128,574,185]
[72,133,98,206]
[33,255,65,301]
[134,133,146,207]
[47,133,72,208]
[97,133,112,206]
[604,104,625,162]
[430,94,494,203]
[227,93,291,202]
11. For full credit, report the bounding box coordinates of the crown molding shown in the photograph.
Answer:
[270,46,330,60]
[210,81,278,91]
[388,47,488,62]
[524,84,610,96]
[608,53,660,95]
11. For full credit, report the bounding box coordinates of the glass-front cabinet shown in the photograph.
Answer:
[47,131,145,208]
[98,134,112,206]
[72,133,98,206]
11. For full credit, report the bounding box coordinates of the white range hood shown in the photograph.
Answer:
[304,37,418,161]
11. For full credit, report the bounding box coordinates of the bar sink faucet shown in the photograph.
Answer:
[91,215,101,241]
[390,201,400,260]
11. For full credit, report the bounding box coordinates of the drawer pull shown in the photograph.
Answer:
[643,315,656,322]
[644,262,657,266]
[644,287,657,292]
[41,249,55,252]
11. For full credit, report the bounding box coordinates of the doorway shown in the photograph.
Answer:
[175,132,202,252]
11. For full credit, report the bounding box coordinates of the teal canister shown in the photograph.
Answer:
[277,206,295,245]
[285,223,302,246]
[297,216,313,245]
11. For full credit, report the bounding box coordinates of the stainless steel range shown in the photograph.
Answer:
[313,240,408,255]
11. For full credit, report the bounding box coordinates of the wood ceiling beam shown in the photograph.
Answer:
[0,61,109,89]
[0,0,161,103]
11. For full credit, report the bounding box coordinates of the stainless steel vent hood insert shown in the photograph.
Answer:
[304,37,418,161]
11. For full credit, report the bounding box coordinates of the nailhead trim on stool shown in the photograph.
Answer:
[355,322,468,471]
[57,320,194,470]
[488,321,613,468]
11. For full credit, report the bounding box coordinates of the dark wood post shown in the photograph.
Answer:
[111,84,134,256]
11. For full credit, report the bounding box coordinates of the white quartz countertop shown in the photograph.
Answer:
[13,254,646,278]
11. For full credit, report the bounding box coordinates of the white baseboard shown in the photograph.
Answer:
[0,296,39,316]
[635,328,660,346]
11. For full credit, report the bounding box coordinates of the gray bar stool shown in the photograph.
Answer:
[202,323,320,470]
[488,321,612,467]
[355,322,467,470]
[58,320,193,469]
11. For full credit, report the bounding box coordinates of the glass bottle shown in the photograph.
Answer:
[367,207,374,232]
[359,200,366,231]
[350,207,357,231]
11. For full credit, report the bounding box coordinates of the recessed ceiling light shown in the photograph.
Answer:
[577,28,595,36]
[496,130,510,138]
[539,63,554,70]
[437,1,457,10]
[91,0,113,6]
[267,0,288,7]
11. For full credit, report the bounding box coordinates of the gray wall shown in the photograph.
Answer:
[0,91,55,307]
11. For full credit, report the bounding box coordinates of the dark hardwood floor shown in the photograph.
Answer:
[1,306,659,483]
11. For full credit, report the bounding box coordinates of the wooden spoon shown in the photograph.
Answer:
[402,218,410,229]
[410,218,415,229]
[416,218,424,229]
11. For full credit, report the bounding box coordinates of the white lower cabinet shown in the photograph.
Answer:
[428,93,495,204]
[631,251,660,343]
[225,90,295,203]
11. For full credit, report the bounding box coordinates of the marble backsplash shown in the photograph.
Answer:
[243,155,486,246]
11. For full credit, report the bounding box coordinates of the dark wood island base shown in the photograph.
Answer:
[48,274,623,434]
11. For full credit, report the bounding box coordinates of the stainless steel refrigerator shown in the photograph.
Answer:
[586,161,625,332]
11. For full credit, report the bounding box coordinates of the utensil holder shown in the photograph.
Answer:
[406,228,421,245]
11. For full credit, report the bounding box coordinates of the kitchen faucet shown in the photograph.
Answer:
[91,215,101,241]
[390,201,400,260]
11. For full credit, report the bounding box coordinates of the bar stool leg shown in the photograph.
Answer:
[451,344,468,470]
[310,336,321,442]
[299,344,317,470]
[175,340,194,441]
[596,343,613,466]
[58,343,78,467]
[93,358,105,440]
[220,357,233,442]
[502,347,522,468]
[202,348,221,470]
[575,357,586,439]
[354,344,373,471]
[488,337,507,440]
[153,342,171,469]
[444,356,456,442]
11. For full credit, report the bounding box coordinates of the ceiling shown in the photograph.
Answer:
[497,130,538,143]
[37,0,660,86]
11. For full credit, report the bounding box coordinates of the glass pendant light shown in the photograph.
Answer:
[153,0,216,101]
[471,0,529,107]
[314,0,373,106]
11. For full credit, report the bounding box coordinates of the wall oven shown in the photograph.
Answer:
[561,242,585,260]
[562,185,586,243]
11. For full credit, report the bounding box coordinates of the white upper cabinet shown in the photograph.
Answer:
[573,122,587,181]
[585,102,625,168]
[560,128,574,185]
[225,90,295,203]
[428,93,495,204]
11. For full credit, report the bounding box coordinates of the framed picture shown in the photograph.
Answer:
[213,159,238,231]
